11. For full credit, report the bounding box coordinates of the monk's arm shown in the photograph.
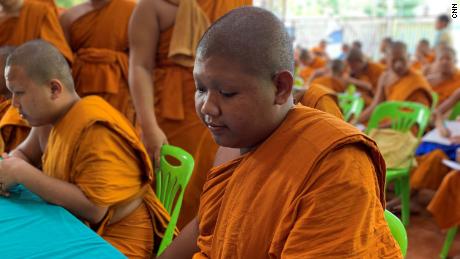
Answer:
[406,89,431,107]
[158,217,200,259]
[280,145,399,257]
[359,77,385,123]
[437,88,460,115]
[128,0,167,165]
[346,77,373,93]
[10,126,51,166]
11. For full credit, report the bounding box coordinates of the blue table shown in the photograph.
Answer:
[0,186,125,258]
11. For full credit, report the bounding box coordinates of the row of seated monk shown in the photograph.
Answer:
[0,0,456,258]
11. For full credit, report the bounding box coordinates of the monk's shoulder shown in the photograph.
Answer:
[60,2,93,28]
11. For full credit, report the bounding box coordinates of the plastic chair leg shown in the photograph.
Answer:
[440,227,458,259]
[400,176,410,227]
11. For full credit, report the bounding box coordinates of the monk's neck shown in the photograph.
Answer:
[0,0,23,15]
[51,94,81,126]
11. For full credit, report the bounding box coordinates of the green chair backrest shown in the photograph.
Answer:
[156,145,194,256]
[384,210,408,257]
[366,101,431,139]
[338,94,365,122]
[431,91,439,112]
[448,101,460,120]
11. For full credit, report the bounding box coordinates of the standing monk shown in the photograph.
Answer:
[359,41,432,123]
[0,40,170,258]
[159,7,401,258]
[128,0,252,228]
[60,0,137,124]
[0,0,73,63]
[0,46,30,153]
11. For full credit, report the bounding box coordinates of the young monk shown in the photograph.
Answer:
[346,47,385,102]
[298,48,326,83]
[128,0,252,228]
[0,0,73,63]
[0,40,170,258]
[60,0,137,125]
[359,41,433,123]
[159,7,401,258]
[411,39,435,72]
[0,46,30,153]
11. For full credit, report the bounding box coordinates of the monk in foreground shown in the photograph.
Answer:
[0,46,30,153]
[0,40,170,258]
[159,7,401,258]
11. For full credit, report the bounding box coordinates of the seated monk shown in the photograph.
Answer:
[311,39,328,59]
[0,0,73,63]
[0,46,30,153]
[425,47,460,104]
[411,39,435,72]
[298,48,326,84]
[378,37,393,66]
[346,47,385,106]
[0,40,170,257]
[359,41,433,123]
[410,88,460,193]
[158,7,401,258]
[59,0,137,125]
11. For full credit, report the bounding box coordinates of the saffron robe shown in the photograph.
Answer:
[427,171,460,229]
[0,104,30,153]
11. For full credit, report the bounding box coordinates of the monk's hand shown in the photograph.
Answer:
[142,125,168,169]
[0,156,28,197]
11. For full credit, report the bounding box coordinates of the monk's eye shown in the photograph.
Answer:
[219,90,236,98]
[196,87,207,94]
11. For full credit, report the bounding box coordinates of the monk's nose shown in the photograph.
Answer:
[201,92,220,117]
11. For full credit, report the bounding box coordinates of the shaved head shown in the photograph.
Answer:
[6,40,74,90]
[196,7,294,79]
[299,48,311,63]
[330,59,345,76]
[0,46,15,62]
[389,41,407,54]
[346,47,364,63]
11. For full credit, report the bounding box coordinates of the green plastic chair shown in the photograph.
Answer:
[431,91,439,112]
[384,210,408,257]
[156,145,195,256]
[448,102,460,120]
[338,94,365,122]
[440,226,458,259]
[366,101,431,226]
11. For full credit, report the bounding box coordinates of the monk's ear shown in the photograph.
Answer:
[49,79,63,100]
[272,70,293,105]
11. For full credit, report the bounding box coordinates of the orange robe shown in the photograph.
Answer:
[354,62,385,106]
[298,66,314,83]
[427,171,460,229]
[411,53,435,71]
[311,75,347,93]
[194,106,401,258]
[0,0,73,63]
[432,70,460,104]
[0,103,30,153]
[69,0,136,124]
[385,69,433,107]
[410,149,451,191]
[42,96,170,257]
[154,0,252,229]
[300,84,343,119]
[0,98,11,119]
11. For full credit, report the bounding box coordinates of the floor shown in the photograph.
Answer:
[406,212,460,259]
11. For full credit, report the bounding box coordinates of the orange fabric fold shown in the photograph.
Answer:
[298,66,314,83]
[0,105,30,153]
[42,96,170,257]
[428,171,460,229]
[0,0,73,63]
[69,0,136,124]
[356,62,385,92]
[411,53,435,71]
[0,99,11,119]
[311,76,347,93]
[432,70,460,104]
[410,149,451,191]
[194,106,401,258]
[154,0,251,228]
[300,84,343,119]
[385,69,433,107]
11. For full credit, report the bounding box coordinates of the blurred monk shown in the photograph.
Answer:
[428,171,460,231]
[347,47,385,105]
[298,48,326,84]
[379,37,393,66]
[0,0,73,63]
[311,39,328,59]
[411,39,435,72]
[60,0,137,124]
[0,40,170,257]
[128,0,252,228]
[359,41,432,123]
[0,46,30,153]
[159,7,401,259]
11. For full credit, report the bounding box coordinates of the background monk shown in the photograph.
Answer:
[298,48,326,84]
[60,0,137,124]
[0,46,30,153]
[346,47,385,105]
[0,0,73,63]
[128,0,251,228]
[359,41,432,123]
[311,39,328,59]
[411,39,435,72]
[425,47,460,104]
[379,37,393,66]
[159,7,401,258]
[0,40,170,257]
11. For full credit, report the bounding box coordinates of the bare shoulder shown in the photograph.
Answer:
[133,0,177,31]
[59,2,94,31]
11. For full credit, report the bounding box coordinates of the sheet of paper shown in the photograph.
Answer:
[422,121,460,145]
[442,159,460,171]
